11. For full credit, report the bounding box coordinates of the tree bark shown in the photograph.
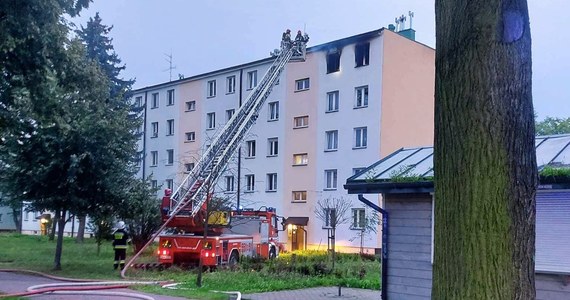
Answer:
[49,209,59,241]
[433,1,536,299]
[75,215,85,243]
[11,207,22,233]
[54,210,67,270]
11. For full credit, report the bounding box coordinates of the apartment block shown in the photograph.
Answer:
[132,28,435,253]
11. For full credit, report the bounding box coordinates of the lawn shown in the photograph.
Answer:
[0,233,381,299]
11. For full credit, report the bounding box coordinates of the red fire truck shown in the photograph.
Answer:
[158,191,283,267]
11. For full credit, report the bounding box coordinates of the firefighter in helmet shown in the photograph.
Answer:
[281,29,291,50]
[112,221,129,270]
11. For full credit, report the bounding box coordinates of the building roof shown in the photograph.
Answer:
[345,134,570,194]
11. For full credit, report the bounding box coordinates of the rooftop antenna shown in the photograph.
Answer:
[409,11,415,29]
[163,51,176,82]
[398,14,407,30]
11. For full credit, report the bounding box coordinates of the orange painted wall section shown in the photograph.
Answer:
[178,80,203,181]
[380,30,435,157]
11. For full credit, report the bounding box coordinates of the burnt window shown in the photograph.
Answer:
[355,43,370,67]
[326,50,341,73]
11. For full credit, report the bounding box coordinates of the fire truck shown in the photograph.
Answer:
[136,33,309,268]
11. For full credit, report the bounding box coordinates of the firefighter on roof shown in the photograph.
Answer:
[112,221,129,270]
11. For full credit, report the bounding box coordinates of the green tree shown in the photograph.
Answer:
[433,1,536,299]
[536,116,570,135]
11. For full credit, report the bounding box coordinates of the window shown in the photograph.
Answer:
[225,176,234,192]
[151,122,158,138]
[207,112,216,129]
[295,78,310,91]
[151,180,158,189]
[207,80,216,97]
[166,149,174,165]
[268,138,278,156]
[247,70,257,90]
[135,96,142,108]
[266,173,277,191]
[355,86,368,108]
[167,89,175,106]
[325,130,338,151]
[293,153,308,165]
[184,162,195,173]
[246,140,256,158]
[353,167,366,176]
[354,127,368,148]
[326,50,341,73]
[24,211,29,221]
[326,91,339,112]
[167,119,174,136]
[166,179,173,190]
[151,93,159,108]
[268,101,279,121]
[324,169,338,190]
[185,131,196,142]
[185,101,196,111]
[245,174,255,192]
[355,43,370,67]
[293,116,309,128]
[324,208,336,228]
[151,151,158,166]
[292,191,307,202]
[226,76,236,94]
[352,208,366,229]
[226,109,235,121]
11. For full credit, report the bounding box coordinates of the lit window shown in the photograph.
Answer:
[225,176,235,192]
[185,101,196,111]
[355,43,370,67]
[167,89,175,106]
[268,101,279,121]
[245,174,255,192]
[295,78,310,91]
[185,132,196,142]
[354,127,368,148]
[166,149,174,165]
[351,208,366,229]
[324,169,338,190]
[293,116,309,128]
[184,163,195,173]
[151,93,159,108]
[325,130,338,151]
[292,191,307,202]
[207,80,216,97]
[151,151,158,166]
[268,138,278,156]
[246,140,256,158]
[207,112,216,129]
[167,119,174,136]
[266,173,277,192]
[226,76,236,94]
[247,70,257,90]
[151,122,158,138]
[293,153,308,166]
[326,50,341,73]
[226,109,235,121]
[355,86,368,108]
[166,179,173,190]
[326,91,339,112]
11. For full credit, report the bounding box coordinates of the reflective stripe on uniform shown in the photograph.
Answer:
[114,245,127,249]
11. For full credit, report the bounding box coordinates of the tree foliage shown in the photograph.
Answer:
[535,116,570,136]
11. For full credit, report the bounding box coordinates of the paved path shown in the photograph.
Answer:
[242,287,381,300]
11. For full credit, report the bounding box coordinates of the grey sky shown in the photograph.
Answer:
[73,0,569,119]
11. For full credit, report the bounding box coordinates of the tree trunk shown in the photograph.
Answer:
[54,210,67,270]
[75,215,85,243]
[49,209,59,241]
[433,1,536,299]
[11,207,22,233]
[331,227,336,270]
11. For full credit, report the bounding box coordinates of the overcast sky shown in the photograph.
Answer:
[73,0,569,119]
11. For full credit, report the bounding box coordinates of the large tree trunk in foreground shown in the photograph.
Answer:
[433,1,536,299]
[75,215,85,243]
[54,210,67,270]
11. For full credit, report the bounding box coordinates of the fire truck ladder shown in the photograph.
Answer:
[166,47,299,222]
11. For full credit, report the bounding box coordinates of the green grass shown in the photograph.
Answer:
[0,233,381,299]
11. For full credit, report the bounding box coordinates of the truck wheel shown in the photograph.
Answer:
[269,247,277,260]
[229,251,239,266]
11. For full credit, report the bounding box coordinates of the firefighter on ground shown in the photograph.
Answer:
[112,221,129,270]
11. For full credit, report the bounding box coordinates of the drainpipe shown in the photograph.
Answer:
[142,91,148,179]
[358,194,388,300]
